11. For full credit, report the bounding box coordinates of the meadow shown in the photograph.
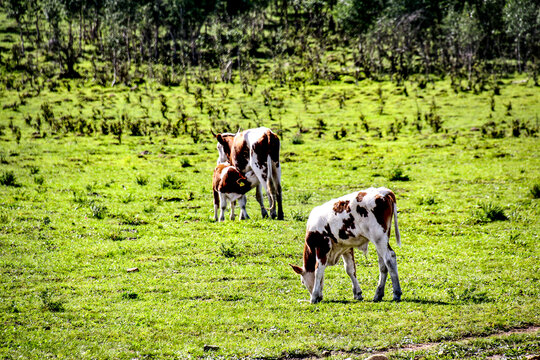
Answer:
[0,61,539,359]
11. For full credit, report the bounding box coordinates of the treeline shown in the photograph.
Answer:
[1,0,539,85]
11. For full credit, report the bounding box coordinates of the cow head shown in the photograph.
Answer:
[290,265,315,295]
[215,133,235,164]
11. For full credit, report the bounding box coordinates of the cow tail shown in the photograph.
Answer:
[393,202,401,247]
[267,155,276,212]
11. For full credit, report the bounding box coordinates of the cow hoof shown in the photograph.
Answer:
[373,295,383,302]
[354,294,363,301]
[310,296,323,304]
[393,296,402,303]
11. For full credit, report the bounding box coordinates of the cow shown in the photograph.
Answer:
[215,127,283,220]
[212,163,258,221]
[290,187,401,304]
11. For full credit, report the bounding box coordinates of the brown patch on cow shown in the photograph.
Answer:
[213,165,250,195]
[333,200,351,214]
[371,194,395,233]
[304,231,330,272]
[356,205,369,217]
[252,130,281,173]
[230,133,250,172]
[338,214,356,239]
[356,191,367,202]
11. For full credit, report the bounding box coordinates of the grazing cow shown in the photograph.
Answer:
[212,163,258,221]
[215,127,283,220]
[290,187,401,304]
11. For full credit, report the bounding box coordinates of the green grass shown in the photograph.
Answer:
[0,66,539,358]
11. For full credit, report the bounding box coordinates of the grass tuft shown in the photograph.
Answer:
[39,290,65,312]
[90,203,108,219]
[136,175,149,186]
[388,167,410,181]
[476,202,508,223]
[161,174,183,189]
[220,243,238,258]
[0,171,20,187]
[530,184,540,199]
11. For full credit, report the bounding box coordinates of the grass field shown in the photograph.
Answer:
[0,65,539,359]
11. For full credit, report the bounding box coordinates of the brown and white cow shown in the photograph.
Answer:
[290,187,402,304]
[215,127,283,220]
[212,163,258,221]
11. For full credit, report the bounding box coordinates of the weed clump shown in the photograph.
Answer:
[136,175,148,186]
[161,175,183,189]
[39,289,64,312]
[475,202,508,223]
[90,203,108,219]
[220,243,238,258]
[0,171,21,187]
[530,184,540,199]
[388,167,410,181]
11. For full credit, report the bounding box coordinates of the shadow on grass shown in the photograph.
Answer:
[322,298,451,305]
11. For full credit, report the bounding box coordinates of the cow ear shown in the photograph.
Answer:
[216,134,225,145]
[289,264,304,275]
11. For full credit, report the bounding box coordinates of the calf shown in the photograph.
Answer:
[215,127,283,220]
[212,163,258,221]
[290,187,401,304]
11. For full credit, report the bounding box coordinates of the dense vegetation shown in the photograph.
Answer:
[1,0,539,86]
[0,2,539,359]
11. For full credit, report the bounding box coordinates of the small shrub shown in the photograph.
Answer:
[290,209,308,222]
[121,193,134,204]
[291,132,304,145]
[388,168,410,181]
[161,175,183,189]
[0,171,20,187]
[29,166,40,175]
[220,243,238,258]
[72,191,88,204]
[530,184,540,199]
[39,289,64,312]
[180,158,192,168]
[476,202,508,223]
[109,231,125,241]
[34,175,45,186]
[297,192,313,204]
[122,291,138,300]
[136,175,148,186]
[418,196,437,205]
[90,203,107,219]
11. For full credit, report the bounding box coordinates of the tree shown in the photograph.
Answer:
[503,0,540,72]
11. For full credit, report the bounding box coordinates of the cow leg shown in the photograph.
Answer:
[255,184,269,218]
[311,262,326,304]
[373,239,402,302]
[213,190,219,222]
[230,200,236,221]
[385,244,402,302]
[272,162,284,220]
[373,252,388,302]
[266,179,278,219]
[342,249,363,301]
[218,194,227,222]
[238,195,250,220]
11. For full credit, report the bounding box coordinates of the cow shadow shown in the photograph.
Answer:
[323,298,451,305]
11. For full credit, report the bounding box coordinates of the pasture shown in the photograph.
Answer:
[0,68,539,359]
